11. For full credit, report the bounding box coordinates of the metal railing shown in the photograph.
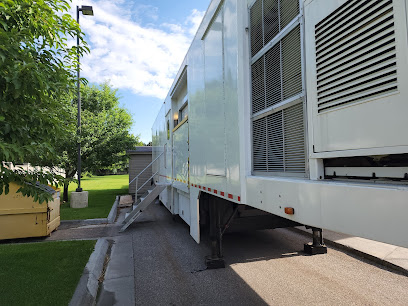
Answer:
[129,151,164,203]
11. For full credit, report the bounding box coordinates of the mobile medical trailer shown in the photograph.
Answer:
[123,0,408,268]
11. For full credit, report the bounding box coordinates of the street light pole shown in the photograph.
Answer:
[76,5,93,192]
[76,6,82,192]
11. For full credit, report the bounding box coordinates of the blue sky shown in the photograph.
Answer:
[70,0,210,144]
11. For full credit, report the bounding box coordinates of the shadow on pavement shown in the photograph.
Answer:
[127,202,312,305]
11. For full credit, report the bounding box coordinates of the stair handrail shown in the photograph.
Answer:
[137,170,159,194]
[129,151,164,202]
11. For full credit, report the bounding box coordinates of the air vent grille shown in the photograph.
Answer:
[264,0,279,45]
[250,0,300,57]
[250,0,264,57]
[251,25,301,115]
[282,25,302,100]
[315,0,398,113]
[250,0,304,176]
[253,103,305,173]
[280,0,299,30]
[252,57,266,114]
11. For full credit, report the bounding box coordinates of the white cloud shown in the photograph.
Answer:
[69,0,205,99]
[186,9,205,36]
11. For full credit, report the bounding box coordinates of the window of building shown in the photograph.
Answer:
[179,102,188,121]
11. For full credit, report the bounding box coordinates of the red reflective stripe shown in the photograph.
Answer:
[214,190,218,194]
[203,187,206,190]
[238,196,241,202]
[220,191,224,196]
[208,188,211,192]
[228,194,233,199]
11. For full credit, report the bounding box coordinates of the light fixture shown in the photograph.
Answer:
[79,5,94,16]
[173,112,179,127]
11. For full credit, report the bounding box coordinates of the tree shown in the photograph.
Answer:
[58,83,141,202]
[0,0,89,202]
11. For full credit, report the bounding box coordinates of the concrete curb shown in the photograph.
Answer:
[69,238,111,306]
[291,227,408,276]
[60,196,120,229]
[107,196,119,224]
[60,218,108,229]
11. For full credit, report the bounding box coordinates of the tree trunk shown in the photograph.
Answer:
[63,169,72,203]
[63,183,69,203]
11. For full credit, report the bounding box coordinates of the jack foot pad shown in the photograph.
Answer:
[304,243,327,255]
[205,255,225,269]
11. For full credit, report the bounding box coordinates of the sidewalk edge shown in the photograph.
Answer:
[107,196,119,224]
[291,227,408,277]
[69,238,110,306]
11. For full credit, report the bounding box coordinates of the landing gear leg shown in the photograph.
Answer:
[205,197,225,269]
[304,227,327,255]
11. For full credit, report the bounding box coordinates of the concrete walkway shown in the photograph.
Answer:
[296,227,408,274]
[97,211,135,305]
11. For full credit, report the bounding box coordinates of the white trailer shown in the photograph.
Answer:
[137,0,408,267]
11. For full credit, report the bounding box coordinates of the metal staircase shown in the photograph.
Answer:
[120,183,168,232]
[120,151,167,232]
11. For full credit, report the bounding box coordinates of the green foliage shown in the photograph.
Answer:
[0,0,88,202]
[58,82,141,183]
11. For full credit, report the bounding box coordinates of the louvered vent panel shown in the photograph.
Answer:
[267,112,284,172]
[264,0,279,45]
[253,103,305,174]
[250,0,264,57]
[250,0,300,57]
[253,117,268,172]
[265,44,281,108]
[252,57,266,113]
[282,25,302,100]
[316,0,398,113]
[252,25,302,115]
[250,0,305,176]
[280,0,299,30]
[283,103,305,173]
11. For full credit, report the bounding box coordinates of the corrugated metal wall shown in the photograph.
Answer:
[129,154,153,196]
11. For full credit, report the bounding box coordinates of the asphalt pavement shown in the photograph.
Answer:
[94,202,408,306]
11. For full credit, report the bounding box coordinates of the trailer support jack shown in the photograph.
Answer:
[304,227,327,255]
[205,198,225,269]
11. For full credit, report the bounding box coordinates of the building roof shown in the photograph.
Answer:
[127,147,152,155]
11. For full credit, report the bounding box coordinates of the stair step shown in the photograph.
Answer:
[120,184,167,232]
[148,190,152,194]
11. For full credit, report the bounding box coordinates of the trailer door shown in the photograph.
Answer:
[173,118,190,224]
[172,118,189,193]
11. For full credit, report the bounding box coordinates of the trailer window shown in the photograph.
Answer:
[179,102,188,121]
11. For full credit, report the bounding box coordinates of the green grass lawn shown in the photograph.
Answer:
[60,174,128,220]
[0,240,96,306]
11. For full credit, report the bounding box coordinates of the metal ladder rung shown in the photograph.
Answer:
[120,184,167,232]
